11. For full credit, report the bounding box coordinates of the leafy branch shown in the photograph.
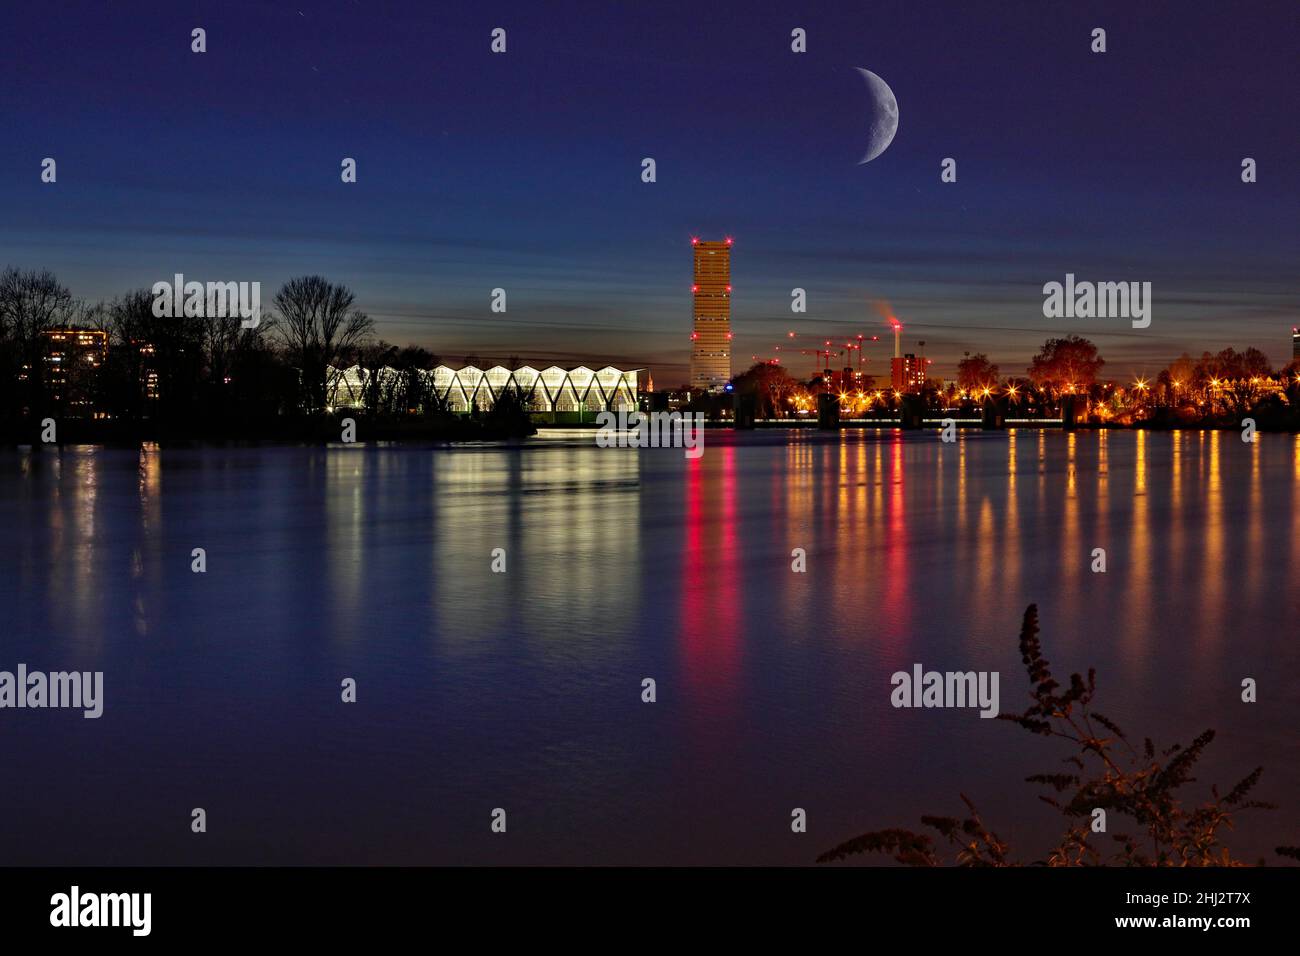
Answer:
[819,604,1297,866]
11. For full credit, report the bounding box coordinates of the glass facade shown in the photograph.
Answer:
[327,364,641,416]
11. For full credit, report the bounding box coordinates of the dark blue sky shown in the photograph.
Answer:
[2,0,1296,383]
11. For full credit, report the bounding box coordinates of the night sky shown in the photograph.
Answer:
[1,0,1296,385]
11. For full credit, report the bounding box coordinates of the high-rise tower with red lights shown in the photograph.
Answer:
[689,237,732,391]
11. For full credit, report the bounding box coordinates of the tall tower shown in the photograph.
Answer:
[690,237,732,391]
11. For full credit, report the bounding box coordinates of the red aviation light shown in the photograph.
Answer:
[691,237,699,245]
[724,237,733,245]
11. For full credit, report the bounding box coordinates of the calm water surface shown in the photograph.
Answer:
[4,429,1298,864]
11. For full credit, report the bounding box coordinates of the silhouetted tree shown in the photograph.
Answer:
[481,384,535,437]
[271,276,374,414]
[1195,347,1273,416]
[100,288,203,425]
[956,353,999,391]
[731,361,799,417]
[1028,335,1105,403]
[355,340,400,415]
[0,267,81,420]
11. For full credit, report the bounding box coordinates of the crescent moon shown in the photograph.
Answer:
[856,68,899,164]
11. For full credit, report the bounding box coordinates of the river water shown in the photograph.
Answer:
[3,429,1297,864]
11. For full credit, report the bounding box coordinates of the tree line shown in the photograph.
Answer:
[729,334,1300,426]
[0,268,495,437]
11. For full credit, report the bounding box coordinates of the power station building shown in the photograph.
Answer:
[886,321,928,393]
[890,354,927,393]
[689,237,732,391]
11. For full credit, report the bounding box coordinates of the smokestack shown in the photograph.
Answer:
[892,322,901,359]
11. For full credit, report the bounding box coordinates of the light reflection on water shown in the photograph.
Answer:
[2,429,1297,864]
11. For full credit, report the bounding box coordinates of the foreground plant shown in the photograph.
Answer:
[819,604,1299,866]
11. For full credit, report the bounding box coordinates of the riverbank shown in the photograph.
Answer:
[6,414,1300,447]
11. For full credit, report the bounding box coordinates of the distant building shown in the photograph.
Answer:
[1293,326,1299,362]
[641,383,691,414]
[823,366,874,395]
[689,237,732,391]
[133,341,160,402]
[890,353,927,393]
[42,327,107,414]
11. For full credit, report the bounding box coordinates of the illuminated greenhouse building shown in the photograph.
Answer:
[327,364,642,423]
